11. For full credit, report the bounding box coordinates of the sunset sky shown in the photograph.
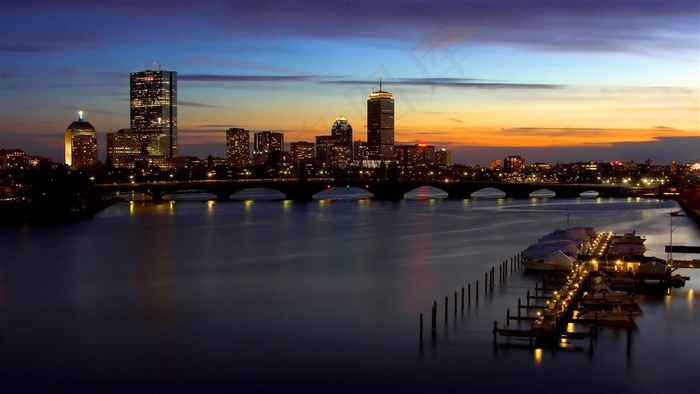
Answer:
[1,0,698,165]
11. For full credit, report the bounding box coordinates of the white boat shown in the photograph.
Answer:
[579,285,644,305]
[577,304,641,321]
[523,250,575,271]
[610,243,647,256]
[522,240,580,261]
[612,231,646,245]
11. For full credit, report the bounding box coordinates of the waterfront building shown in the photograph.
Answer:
[353,140,364,160]
[253,131,284,166]
[0,149,28,171]
[64,111,98,169]
[396,143,435,167]
[315,135,337,168]
[503,155,525,174]
[330,144,352,169]
[226,128,250,168]
[366,82,395,161]
[107,129,143,169]
[130,68,177,157]
[435,148,450,167]
[290,141,315,166]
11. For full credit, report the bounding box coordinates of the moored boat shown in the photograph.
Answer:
[579,285,644,305]
[577,304,641,321]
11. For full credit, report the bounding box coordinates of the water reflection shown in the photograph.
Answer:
[1,197,698,391]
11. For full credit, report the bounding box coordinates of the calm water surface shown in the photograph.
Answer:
[1,191,699,392]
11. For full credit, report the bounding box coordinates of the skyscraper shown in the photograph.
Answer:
[366,83,394,161]
[253,131,284,165]
[331,115,353,145]
[130,69,177,157]
[65,111,98,169]
[226,128,250,168]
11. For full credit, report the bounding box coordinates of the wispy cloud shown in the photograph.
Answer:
[179,74,315,83]
[179,101,220,108]
[326,77,561,89]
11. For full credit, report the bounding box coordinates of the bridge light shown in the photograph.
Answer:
[327,184,331,189]
[346,185,350,188]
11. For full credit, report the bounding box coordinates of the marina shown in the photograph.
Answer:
[424,223,697,355]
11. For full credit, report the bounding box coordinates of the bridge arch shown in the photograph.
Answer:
[529,188,556,198]
[313,186,373,200]
[404,186,448,199]
[230,187,287,200]
[579,190,600,198]
[470,187,506,198]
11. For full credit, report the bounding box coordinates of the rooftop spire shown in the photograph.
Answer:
[78,110,84,121]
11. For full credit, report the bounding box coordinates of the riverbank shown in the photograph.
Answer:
[675,180,700,224]
[0,197,118,225]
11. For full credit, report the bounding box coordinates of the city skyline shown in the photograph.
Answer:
[0,0,698,166]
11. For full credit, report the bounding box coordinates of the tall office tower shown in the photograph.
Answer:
[226,128,250,168]
[65,111,98,169]
[289,141,315,166]
[331,115,353,145]
[366,82,394,161]
[130,69,177,157]
[253,131,284,165]
[106,129,143,169]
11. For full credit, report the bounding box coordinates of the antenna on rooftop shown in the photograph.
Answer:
[379,71,383,91]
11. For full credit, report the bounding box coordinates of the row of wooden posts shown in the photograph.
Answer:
[420,252,523,336]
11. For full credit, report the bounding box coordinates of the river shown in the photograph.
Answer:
[1,189,699,392]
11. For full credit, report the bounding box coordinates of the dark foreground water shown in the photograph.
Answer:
[1,191,699,392]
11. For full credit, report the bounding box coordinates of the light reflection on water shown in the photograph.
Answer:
[1,196,699,391]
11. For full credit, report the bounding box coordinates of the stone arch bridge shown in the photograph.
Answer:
[96,179,650,202]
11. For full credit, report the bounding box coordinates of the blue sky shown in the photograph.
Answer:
[1,0,698,165]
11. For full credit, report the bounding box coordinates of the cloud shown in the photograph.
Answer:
[326,77,561,89]
[179,74,315,83]
[179,101,220,108]
[2,1,696,55]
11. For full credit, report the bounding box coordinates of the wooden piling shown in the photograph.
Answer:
[461,287,465,311]
[476,281,479,302]
[420,313,423,338]
[518,298,522,318]
[454,291,457,316]
[431,301,437,331]
[444,296,448,323]
[468,283,472,305]
[485,273,488,293]
[493,321,498,346]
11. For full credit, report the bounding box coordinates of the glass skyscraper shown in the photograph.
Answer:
[366,86,394,161]
[130,69,177,157]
